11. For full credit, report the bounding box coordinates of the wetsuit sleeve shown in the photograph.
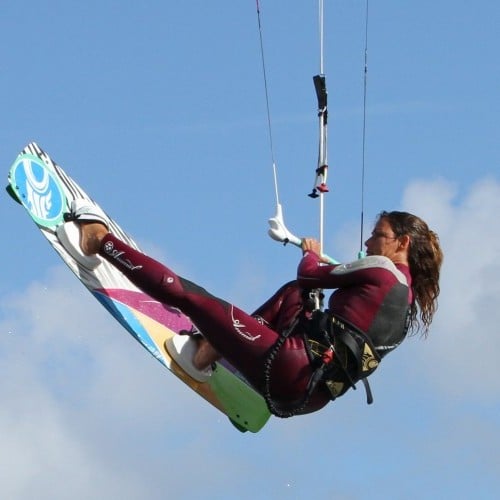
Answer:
[297,251,338,287]
[297,252,407,289]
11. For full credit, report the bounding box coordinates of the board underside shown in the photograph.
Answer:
[8,142,271,433]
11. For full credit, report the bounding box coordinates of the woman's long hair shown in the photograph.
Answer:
[379,211,443,335]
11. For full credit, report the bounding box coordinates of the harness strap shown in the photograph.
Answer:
[334,328,376,404]
[262,306,382,417]
[362,379,374,405]
[303,312,381,404]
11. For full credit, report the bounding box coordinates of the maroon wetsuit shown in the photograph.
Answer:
[297,252,413,353]
[97,235,412,414]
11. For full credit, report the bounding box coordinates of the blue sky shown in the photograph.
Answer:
[1,1,499,499]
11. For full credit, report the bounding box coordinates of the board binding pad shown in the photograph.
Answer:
[7,142,271,433]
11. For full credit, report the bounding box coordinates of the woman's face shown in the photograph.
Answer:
[364,218,401,260]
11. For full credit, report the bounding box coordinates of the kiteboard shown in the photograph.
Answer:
[7,142,271,433]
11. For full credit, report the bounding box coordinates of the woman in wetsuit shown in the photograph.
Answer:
[61,205,443,415]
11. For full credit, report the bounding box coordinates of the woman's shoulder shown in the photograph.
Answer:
[333,255,409,285]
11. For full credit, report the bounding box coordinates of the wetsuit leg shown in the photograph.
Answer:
[252,281,304,334]
[98,234,323,404]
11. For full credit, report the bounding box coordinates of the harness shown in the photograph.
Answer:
[262,298,410,418]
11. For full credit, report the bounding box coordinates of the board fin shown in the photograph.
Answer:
[229,418,249,433]
[5,184,22,204]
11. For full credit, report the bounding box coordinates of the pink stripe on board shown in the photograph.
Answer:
[97,288,193,334]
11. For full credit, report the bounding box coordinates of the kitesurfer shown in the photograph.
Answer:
[59,202,442,415]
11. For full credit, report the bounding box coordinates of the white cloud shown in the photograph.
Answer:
[0,266,227,499]
[401,177,500,399]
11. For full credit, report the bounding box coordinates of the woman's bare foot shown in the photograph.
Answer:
[79,222,108,255]
[193,338,221,370]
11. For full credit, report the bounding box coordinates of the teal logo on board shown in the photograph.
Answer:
[11,155,66,227]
